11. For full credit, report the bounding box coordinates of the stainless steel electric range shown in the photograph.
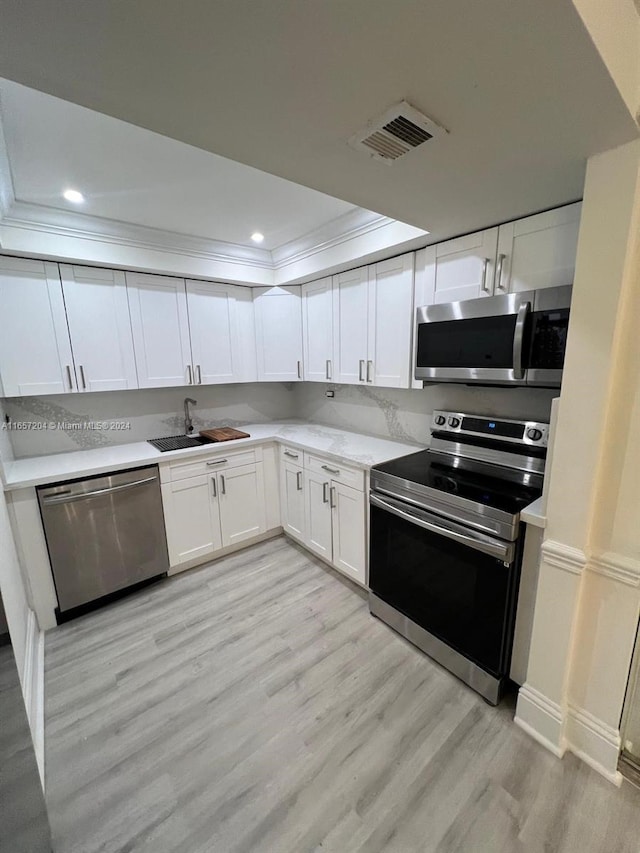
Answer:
[368,410,548,705]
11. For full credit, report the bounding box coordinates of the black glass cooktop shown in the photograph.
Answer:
[372,450,541,515]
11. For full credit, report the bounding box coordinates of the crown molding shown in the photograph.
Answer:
[2,200,275,270]
[270,208,399,269]
[0,95,16,220]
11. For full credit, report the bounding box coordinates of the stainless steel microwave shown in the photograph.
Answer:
[415,285,571,388]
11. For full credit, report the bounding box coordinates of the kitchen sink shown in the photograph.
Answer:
[147,434,212,452]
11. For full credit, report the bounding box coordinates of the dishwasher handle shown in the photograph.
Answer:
[41,475,158,505]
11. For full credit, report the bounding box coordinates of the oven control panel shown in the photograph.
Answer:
[431,410,549,447]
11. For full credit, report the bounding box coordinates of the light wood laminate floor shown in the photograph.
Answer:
[45,536,640,853]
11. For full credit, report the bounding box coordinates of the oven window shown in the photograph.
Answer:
[369,504,515,676]
[417,315,516,369]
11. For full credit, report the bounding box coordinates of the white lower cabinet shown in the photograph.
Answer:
[280,457,306,541]
[217,463,267,547]
[331,481,366,583]
[304,470,332,561]
[162,475,222,567]
[161,448,269,570]
[281,450,367,586]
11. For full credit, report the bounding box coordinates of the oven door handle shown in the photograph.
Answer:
[369,493,514,563]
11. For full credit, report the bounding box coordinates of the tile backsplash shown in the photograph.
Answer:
[2,380,558,458]
[3,383,296,457]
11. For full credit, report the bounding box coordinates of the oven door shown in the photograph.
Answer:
[369,492,518,679]
[415,291,533,385]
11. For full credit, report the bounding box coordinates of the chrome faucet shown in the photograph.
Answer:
[184,397,197,434]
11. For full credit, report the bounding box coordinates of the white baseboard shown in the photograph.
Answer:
[22,609,45,789]
[515,683,566,758]
[566,703,623,786]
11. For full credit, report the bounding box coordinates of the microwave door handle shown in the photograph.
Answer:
[512,301,531,381]
[369,493,514,562]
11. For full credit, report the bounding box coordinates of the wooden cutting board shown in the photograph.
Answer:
[199,427,250,442]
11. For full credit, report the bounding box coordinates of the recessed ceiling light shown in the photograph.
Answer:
[63,189,85,204]
[251,232,264,243]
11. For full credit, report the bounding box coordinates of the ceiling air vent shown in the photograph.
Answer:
[349,100,446,164]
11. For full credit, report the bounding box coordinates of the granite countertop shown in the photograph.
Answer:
[2,422,424,490]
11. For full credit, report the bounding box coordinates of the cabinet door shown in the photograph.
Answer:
[161,475,222,568]
[126,272,193,388]
[302,277,333,382]
[0,257,75,396]
[186,280,236,384]
[367,254,414,388]
[60,265,138,392]
[411,247,437,389]
[234,287,258,382]
[304,470,332,560]
[495,202,582,294]
[280,459,306,541]
[432,228,498,303]
[218,463,267,548]
[254,287,303,381]
[332,267,369,384]
[331,481,366,585]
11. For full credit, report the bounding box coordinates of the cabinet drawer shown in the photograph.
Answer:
[304,453,364,492]
[163,446,262,482]
[280,444,303,466]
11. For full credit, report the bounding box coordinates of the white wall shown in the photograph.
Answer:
[3,382,296,457]
[294,383,557,444]
[515,139,640,783]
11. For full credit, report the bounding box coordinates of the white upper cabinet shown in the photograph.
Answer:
[332,256,414,389]
[126,272,192,388]
[254,286,303,381]
[332,267,369,384]
[431,228,499,303]
[60,264,138,392]
[186,280,236,385]
[301,277,333,382]
[0,257,75,397]
[367,254,414,388]
[495,202,582,293]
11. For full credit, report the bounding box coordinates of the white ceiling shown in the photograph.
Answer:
[0,0,636,247]
[0,80,361,250]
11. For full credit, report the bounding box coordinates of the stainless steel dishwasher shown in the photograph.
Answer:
[38,465,169,620]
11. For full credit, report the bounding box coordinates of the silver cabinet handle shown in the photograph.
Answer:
[187,365,193,385]
[196,365,202,384]
[296,470,303,491]
[41,476,157,505]
[79,364,87,390]
[369,493,514,562]
[220,474,226,495]
[297,360,302,379]
[481,257,491,293]
[211,476,217,498]
[322,464,340,475]
[359,359,365,382]
[366,360,373,383]
[322,482,329,503]
[495,253,507,293]
[326,359,332,380]
[206,459,228,466]
[284,450,299,459]
[512,301,530,381]
[330,486,336,509]
[66,365,74,391]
